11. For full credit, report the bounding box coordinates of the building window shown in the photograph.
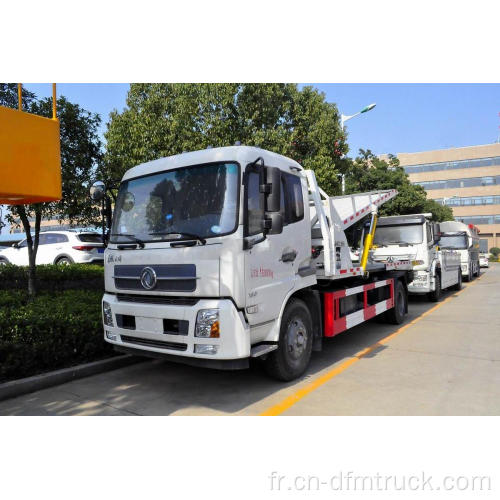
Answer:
[434,195,500,206]
[404,155,500,174]
[455,215,500,225]
[416,175,500,190]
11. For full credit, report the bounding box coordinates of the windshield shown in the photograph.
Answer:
[110,162,239,243]
[374,224,423,245]
[438,234,468,249]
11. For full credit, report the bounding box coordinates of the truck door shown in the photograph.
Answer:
[243,166,307,326]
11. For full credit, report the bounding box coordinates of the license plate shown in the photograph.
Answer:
[98,248,104,254]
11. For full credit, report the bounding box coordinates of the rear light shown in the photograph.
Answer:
[72,245,96,251]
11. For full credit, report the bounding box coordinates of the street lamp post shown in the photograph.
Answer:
[339,103,376,194]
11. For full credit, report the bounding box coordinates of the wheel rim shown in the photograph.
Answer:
[59,259,69,266]
[286,317,308,361]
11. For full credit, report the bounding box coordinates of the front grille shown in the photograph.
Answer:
[116,294,199,306]
[114,264,197,292]
[120,335,187,351]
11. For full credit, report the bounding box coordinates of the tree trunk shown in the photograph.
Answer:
[15,205,42,298]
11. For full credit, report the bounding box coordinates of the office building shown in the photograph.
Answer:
[387,143,500,251]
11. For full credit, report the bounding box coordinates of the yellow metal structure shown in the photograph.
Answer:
[0,84,61,205]
[360,213,378,271]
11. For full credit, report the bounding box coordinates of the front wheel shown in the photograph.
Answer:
[429,273,441,302]
[474,260,480,277]
[452,269,462,291]
[265,298,313,381]
[386,279,407,324]
[0,258,9,266]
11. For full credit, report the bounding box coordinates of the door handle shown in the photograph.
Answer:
[281,250,297,262]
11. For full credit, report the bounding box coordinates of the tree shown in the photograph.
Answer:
[1,84,103,296]
[345,150,454,222]
[103,83,348,194]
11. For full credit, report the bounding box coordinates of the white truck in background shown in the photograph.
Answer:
[93,146,414,381]
[438,221,480,281]
[370,214,462,302]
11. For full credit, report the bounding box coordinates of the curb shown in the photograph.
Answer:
[0,355,145,402]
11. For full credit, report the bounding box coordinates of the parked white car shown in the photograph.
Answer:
[0,231,104,266]
[479,253,489,268]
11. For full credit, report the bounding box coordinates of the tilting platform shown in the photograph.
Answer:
[305,169,411,279]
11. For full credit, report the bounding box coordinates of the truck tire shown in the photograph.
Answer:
[474,260,480,277]
[452,269,462,291]
[429,273,441,302]
[265,298,313,381]
[385,279,407,324]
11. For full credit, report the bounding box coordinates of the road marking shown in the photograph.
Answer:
[259,277,482,416]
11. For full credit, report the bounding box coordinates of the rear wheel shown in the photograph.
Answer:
[56,256,73,266]
[0,258,9,266]
[265,298,313,381]
[386,279,407,324]
[452,269,462,291]
[429,273,441,302]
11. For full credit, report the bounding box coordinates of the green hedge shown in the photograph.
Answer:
[0,264,104,291]
[0,289,113,383]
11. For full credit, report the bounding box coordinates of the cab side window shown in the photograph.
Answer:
[283,173,304,224]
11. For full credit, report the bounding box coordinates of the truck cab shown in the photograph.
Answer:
[438,221,480,281]
[371,214,461,301]
[102,147,313,373]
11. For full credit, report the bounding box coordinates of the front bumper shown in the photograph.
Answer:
[102,293,250,361]
[408,270,432,294]
[460,263,469,277]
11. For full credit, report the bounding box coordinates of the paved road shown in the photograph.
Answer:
[1,265,499,416]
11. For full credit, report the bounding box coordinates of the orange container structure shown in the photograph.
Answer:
[0,84,62,205]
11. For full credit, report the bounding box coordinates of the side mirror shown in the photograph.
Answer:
[90,181,106,202]
[264,213,284,235]
[265,166,281,213]
[433,223,441,244]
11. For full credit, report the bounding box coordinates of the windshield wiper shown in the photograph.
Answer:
[149,231,207,245]
[386,240,414,246]
[110,233,145,248]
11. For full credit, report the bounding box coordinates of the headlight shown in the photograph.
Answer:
[103,301,114,327]
[195,309,220,338]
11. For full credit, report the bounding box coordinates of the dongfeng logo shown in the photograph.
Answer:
[140,267,157,290]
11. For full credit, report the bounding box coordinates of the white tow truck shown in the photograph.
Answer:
[438,221,480,281]
[371,214,462,302]
[97,146,414,380]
